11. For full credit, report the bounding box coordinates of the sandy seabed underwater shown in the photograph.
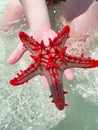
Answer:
[0,0,98,130]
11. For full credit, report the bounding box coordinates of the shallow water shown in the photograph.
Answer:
[0,1,98,130]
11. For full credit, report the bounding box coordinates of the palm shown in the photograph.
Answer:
[7,28,74,81]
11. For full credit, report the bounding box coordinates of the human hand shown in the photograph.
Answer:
[7,27,74,82]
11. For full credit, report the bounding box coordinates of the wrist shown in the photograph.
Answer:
[30,25,51,33]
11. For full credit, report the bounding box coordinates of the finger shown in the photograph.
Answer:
[41,75,49,88]
[64,69,74,80]
[7,43,26,64]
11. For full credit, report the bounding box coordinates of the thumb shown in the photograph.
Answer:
[64,69,74,80]
[7,43,26,64]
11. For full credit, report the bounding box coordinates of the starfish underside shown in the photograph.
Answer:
[10,25,98,110]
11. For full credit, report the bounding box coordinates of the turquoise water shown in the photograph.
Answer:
[0,1,98,130]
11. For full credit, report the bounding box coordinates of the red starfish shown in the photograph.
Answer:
[10,25,98,110]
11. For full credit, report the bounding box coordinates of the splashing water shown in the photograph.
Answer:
[0,1,98,130]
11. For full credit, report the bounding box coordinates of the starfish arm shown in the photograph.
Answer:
[64,54,98,69]
[19,32,38,54]
[53,25,70,47]
[43,69,68,110]
[50,83,68,110]
[10,63,40,86]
